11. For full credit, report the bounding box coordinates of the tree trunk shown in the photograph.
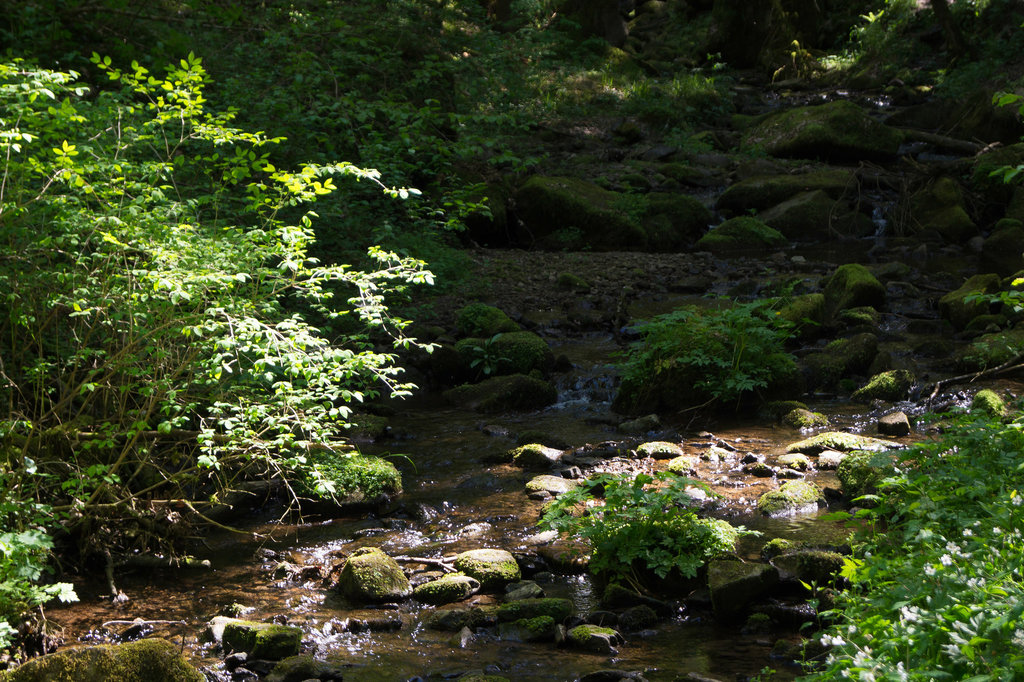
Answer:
[929,0,966,58]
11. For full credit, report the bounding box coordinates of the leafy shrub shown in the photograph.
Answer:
[811,410,1024,680]
[614,299,797,414]
[538,472,750,587]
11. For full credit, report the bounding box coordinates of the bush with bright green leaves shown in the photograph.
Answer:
[538,472,752,588]
[0,56,432,645]
[613,299,797,414]
[808,408,1024,680]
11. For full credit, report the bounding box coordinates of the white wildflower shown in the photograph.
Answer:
[821,634,845,647]
[896,662,908,682]
[1013,494,1023,506]
[941,554,953,566]
[963,528,972,537]
[900,605,920,623]
[859,671,876,682]
[1013,629,1024,648]
[924,564,936,576]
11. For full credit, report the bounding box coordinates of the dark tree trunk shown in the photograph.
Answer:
[929,0,966,57]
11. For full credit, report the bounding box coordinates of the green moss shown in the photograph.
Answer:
[911,177,977,243]
[696,216,787,252]
[456,331,553,376]
[443,374,558,412]
[938,273,1002,331]
[298,452,402,503]
[761,400,809,420]
[642,192,713,251]
[757,480,823,516]
[782,408,829,429]
[761,537,800,560]
[716,169,855,215]
[412,573,479,605]
[971,389,1007,419]
[222,621,302,660]
[425,606,499,632]
[453,549,521,590]
[824,264,886,317]
[336,547,412,603]
[455,303,519,337]
[777,453,811,471]
[851,370,915,403]
[509,443,564,469]
[838,306,880,328]
[787,431,900,455]
[772,550,846,585]
[802,333,879,389]
[666,455,700,475]
[836,451,896,499]
[2,639,205,682]
[568,624,618,643]
[956,329,1024,371]
[779,293,825,337]
[636,441,685,459]
[556,272,591,291]
[497,597,573,623]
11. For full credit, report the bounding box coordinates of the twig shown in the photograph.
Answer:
[925,355,1024,404]
[394,555,456,572]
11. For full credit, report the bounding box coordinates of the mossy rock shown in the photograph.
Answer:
[556,272,591,291]
[981,219,1024,276]
[443,374,558,413]
[786,431,900,455]
[756,480,823,517]
[566,624,623,654]
[642,192,713,251]
[760,537,801,560]
[779,293,826,339]
[455,331,554,376]
[513,175,647,251]
[497,615,557,642]
[971,389,1007,419]
[2,638,205,682]
[972,142,1024,201]
[836,450,896,499]
[851,369,915,403]
[938,273,1001,331]
[802,333,879,390]
[742,100,902,162]
[772,550,846,586]
[335,547,412,603]
[707,559,780,617]
[823,264,886,318]
[298,452,402,506]
[715,169,856,215]
[777,453,811,471]
[265,655,349,682]
[455,302,520,337]
[910,176,977,243]
[453,549,521,591]
[666,455,700,476]
[496,597,573,623]
[696,216,786,252]
[636,440,685,459]
[425,606,499,632]
[838,306,880,329]
[221,621,303,660]
[761,400,809,421]
[412,573,481,606]
[758,190,873,241]
[525,474,578,495]
[782,408,828,429]
[955,329,1024,372]
[509,443,565,470]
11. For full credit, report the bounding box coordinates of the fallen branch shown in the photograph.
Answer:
[394,555,456,572]
[924,354,1024,404]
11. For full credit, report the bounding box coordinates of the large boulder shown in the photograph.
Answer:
[3,639,204,682]
[218,620,303,660]
[412,573,481,605]
[837,451,897,499]
[266,655,348,682]
[938,273,1002,331]
[334,547,412,603]
[696,216,786,252]
[513,176,646,250]
[758,190,873,241]
[453,549,521,591]
[743,100,902,162]
[801,333,879,389]
[786,431,901,455]
[909,176,977,243]
[509,443,566,470]
[299,452,402,507]
[443,374,558,412]
[455,331,554,377]
[455,303,520,337]
[756,480,824,517]
[496,597,573,623]
[956,329,1024,371]
[566,624,624,654]
[823,263,886,318]
[642,192,714,251]
[707,559,780,617]
[981,219,1024,276]
[851,369,915,402]
[716,169,855,216]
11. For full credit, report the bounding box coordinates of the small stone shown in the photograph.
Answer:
[566,624,623,654]
[877,411,911,437]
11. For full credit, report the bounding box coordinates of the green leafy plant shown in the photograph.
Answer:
[466,333,510,377]
[615,299,797,413]
[808,407,1024,680]
[539,471,751,588]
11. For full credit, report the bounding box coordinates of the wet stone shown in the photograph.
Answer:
[878,411,911,437]
[816,450,846,470]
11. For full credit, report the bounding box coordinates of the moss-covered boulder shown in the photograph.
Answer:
[786,431,900,455]
[707,559,780,618]
[696,216,787,252]
[938,273,1002,331]
[334,547,412,603]
[443,374,558,412]
[757,480,824,517]
[496,597,573,623]
[566,624,623,654]
[509,443,566,470]
[454,549,521,591]
[823,264,886,318]
[802,333,879,389]
[2,639,204,682]
[777,453,811,471]
[525,474,578,496]
[955,328,1024,371]
[972,142,1024,202]
[636,441,685,459]
[513,175,647,251]
[265,655,349,682]
[971,389,1008,419]
[836,451,896,499]
[299,452,402,507]
[742,100,902,162]
[455,331,554,377]
[758,190,873,241]
[782,408,828,429]
[412,573,481,606]
[851,369,915,403]
[910,176,977,243]
[218,619,303,660]
[666,454,700,476]
[455,303,519,337]
[716,170,856,216]
[771,550,846,586]
[981,219,1024,276]
[642,192,714,251]
[779,293,826,339]
[425,606,499,632]
[497,615,557,643]
[760,538,800,560]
